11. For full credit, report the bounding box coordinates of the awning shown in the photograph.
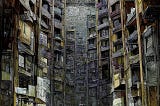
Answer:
[42,7,51,19]
[19,0,31,10]
[128,30,138,42]
[112,49,123,58]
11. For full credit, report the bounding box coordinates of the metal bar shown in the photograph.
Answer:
[120,0,129,105]
[135,0,145,105]
[95,0,100,105]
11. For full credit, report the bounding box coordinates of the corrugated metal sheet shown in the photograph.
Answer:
[147,61,158,86]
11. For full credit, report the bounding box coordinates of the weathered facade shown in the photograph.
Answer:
[1,0,160,106]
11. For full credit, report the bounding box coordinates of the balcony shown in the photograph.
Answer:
[128,30,138,43]
[42,6,51,19]
[88,44,97,50]
[113,23,122,33]
[99,8,108,19]
[110,9,120,20]
[129,54,139,65]
[126,8,136,26]
[54,19,62,29]
[98,22,109,30]
[54,7,62,17]
[101,46,109,52]
[18,42,34,55]
[112,48,123,58]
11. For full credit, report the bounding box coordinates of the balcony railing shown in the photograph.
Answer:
[98,22,109,30]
